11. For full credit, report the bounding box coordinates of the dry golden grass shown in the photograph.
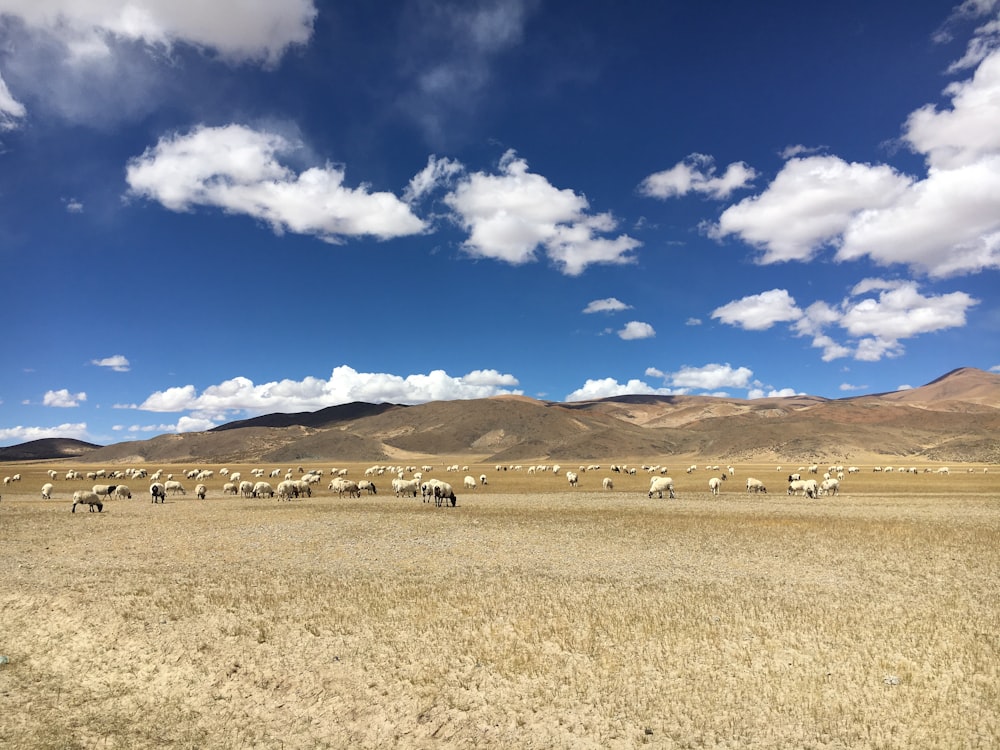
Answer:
[1,460,998,748]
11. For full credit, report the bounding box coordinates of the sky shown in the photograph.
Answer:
[1,0,1000,447]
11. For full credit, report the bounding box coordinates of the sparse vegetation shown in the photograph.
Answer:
[1,461,998,748]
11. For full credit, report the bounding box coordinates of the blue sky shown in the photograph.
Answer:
[1,0,999,446]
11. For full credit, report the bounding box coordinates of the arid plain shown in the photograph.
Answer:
[1,460,997,749]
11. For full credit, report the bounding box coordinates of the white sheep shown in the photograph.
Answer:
[252,481,274,498]
[746,478,767,494]
[648,476,675,499]
[479,474,488,486]
[92,484,119,502]
[708,476,724,495]
[566,471,579,487]
[433,481,457,507]
[820,478,840,496]
[802,479,820,498]
[602,477,614,490]
[392,478,419,497]
[72,489,103,513]
[41,482,54,499]
[164,480,186,495]
[358,480,378,495]
[113,485,132,500]
[463,475,477,490]
[239,480,254,498]
[223,482,238,495]
[195,483,208,500]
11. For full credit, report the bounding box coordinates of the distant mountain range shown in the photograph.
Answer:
[4,367,1000,464]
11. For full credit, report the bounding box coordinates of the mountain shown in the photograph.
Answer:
[0,438,102,462]
[7,367,1000,464]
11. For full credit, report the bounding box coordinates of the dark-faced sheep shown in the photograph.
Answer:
[72,490,103,513]
[150,482,167,504]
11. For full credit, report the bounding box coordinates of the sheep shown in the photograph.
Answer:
[392,478,419,497]
[746,478,767,494]
[92,484,118,502]
[820,478,840,496]
[328,478,360,498]
[358,480,378,495]
[602,477,614,491]
[566,471,579,487]
[787,479,807,496]
[479,473,488,486]
[276,480,298,501]
[113,485,132,500]
[72,490,103,513]
[463,475,477,490]
[802,479,820,499]
[150,482,166,504]
[164,480,186,495]
[223,482,238,495]
[648,476,675,499]
[433,481,457,507]
[252,481,274,498]
[788,473,801,482]
[708,476,725,495]
[41,482,55,499]
[239,480,255,498]
[195,484,207,500]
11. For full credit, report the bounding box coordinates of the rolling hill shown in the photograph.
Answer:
[6,367,1000,464]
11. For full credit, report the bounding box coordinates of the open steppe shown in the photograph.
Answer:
[2,460,998,749]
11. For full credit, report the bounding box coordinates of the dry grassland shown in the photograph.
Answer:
[1,461,998,749]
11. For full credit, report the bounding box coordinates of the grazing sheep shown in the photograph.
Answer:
[820,478,840,496]
[92,484,118,502]
[788,473,801,482]
[648,476,675,499]
[195,484,207,500]
[801,479,820,498]
[602,477,614,491]
[708,476,725,495]
[433,481,457,507]
[150,482,167,504]
[566,471,579,487]
[358,480,378,495]
[392,478,419,497]
[479,474,488,486]
[463,475,477,490]
[72,490,103,513]
[787,479,807,496]
[223,482,238,495]
[276,480,298,501]
[239,480,254,498]
[164,480,186,495]
[41,482,54,499]
[113,485,132,500]
[746,478,767,494]
[327,478,359,498]
[252,481,274,498]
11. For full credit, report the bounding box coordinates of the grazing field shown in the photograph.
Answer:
[1,461,998,749]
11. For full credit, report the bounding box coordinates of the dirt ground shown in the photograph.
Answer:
[1,461,998,748]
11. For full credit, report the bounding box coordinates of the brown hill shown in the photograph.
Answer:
[0,438,102,462]
[25,367,1000,465]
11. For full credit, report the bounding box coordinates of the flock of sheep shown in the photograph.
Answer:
[3,459,977,513]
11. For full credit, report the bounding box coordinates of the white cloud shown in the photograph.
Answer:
[747,387,800,399]
[711,289,803,331]
[668,363,754,390]
[564,377,679,402]
[0,422,89,444]
[0,0,316,65]
[714,281,978,362]
[43,388,86,407]
[64,198,84,213]
[712,47,1000,278]
[91,354,130,372]
[583,297,632,314]
[404,155,464,203]
[645,367,665,378]
[639,153,756,200]
[839,383,868,392]
[444,150,640,275]
[617,321,655,340]
[685,317,702,326]
[126,124,426,242]
[0,72,26,130]
[135,365,522,416]
[711,156,913,264]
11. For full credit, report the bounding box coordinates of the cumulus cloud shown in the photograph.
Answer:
[617,321,655,340]
[668,363,754,390]
[713,281,978,362]
[91,354,130,372]
[43,389,87,407]
[639,153,756,200]
[711,45,1000,278]
[0,422,89,444]
[583,298,631,314]
[404,155,464,203]
[564,377,678,402]
[444,150,640,275]
[132,365,522,417]
[0,1,316,126]
[126,124,426,242]
[711,289,803,331]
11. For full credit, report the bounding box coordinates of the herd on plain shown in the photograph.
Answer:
[0,461,983,513]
